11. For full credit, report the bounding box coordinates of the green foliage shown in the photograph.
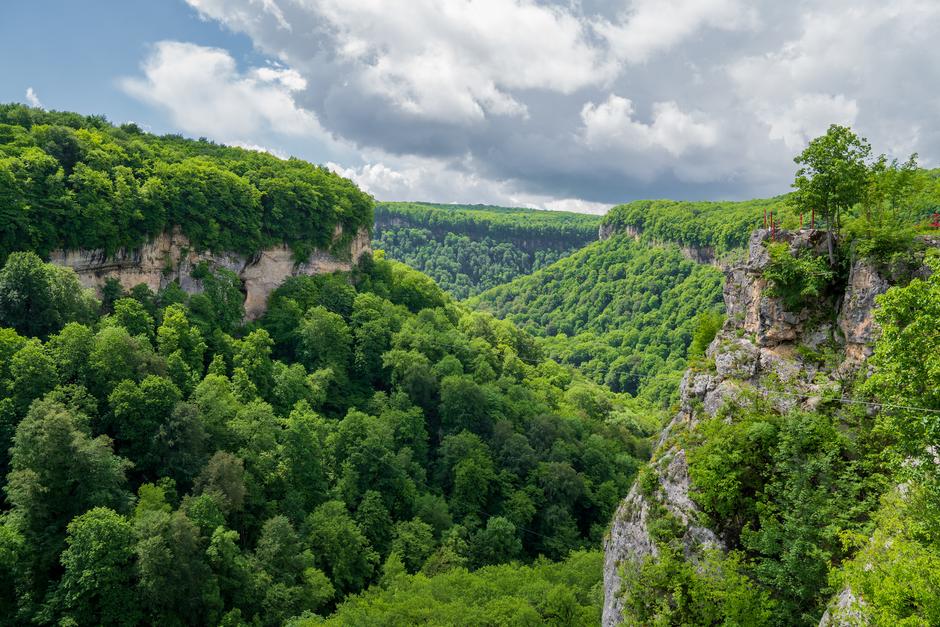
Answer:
[833,487,940,627]
[620,547,776,626]
[602,196,793,255]
[56,507,139,626]
[4,397,131,605]
[296,550,603,626]
[686,404,887,624]
[792,124,871,234]
[374,202,600,299]
[687,407,780,535]
[0,252,96,337]
[689,311,724,358]
[0,212,652,622]
[837,250,940,627]
[1,108,934,626]
[762,242,834,311]
[0,104,373,262]
[471,235,724,404]
[864,250,940,467]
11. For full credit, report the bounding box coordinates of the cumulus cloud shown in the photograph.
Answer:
[328,157,608,213]
[122,1,940,206]
[763,94,859,151]
[729,0,940,160]
[121,41,328,146]
[597,0,759,64]
[25,87,43,108]
[581,96,718,157]
[188,0,613,124]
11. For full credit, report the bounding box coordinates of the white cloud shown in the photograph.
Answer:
[229,141,289,158]
[187,0,613,124]
[25,87,43,108]
[328,157,609,213]
[729,0,940,158]
[598,0,759,64]
[121,41,327,145]
[764,94,859,150]
[581,96,718,157]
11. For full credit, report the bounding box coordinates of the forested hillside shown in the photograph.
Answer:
[470,236,725,406]
[0,245,656,625]
[603,125,940,626]
[3,103,939,627]
[373,202,600,299]
[602,197,793,256]
[0,104,373,262]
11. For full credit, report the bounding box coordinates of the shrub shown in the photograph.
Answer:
[763,242,834,311]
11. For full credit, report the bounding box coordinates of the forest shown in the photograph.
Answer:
[374,202,600,299]
[602,165,939,258]
[0,104,373,262]
[1,106,939,626]
[470,237,726,406]
[0,247,656,624]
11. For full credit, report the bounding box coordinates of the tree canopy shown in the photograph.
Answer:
[0,104,373,263]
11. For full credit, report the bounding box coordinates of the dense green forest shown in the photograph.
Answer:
[470,236,725,405]
[0,104,373,262]
[373,202,600,299]
[602,197,793,255]
[0,245,656,625]
[2,105,939,626]
[293,550,602,624]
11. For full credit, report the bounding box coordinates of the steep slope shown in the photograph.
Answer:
[373,202,600,299]
[602,228,940,626]
[470,235,725,405]
[602,197,795,260]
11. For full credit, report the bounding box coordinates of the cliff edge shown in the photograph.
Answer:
[49,225,371,320]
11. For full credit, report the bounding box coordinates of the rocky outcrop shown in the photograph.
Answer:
[602,228,937,626]
[49,226,371,320]
[838,260,890,366]
[724,229,832,346]
[818,587,868,627]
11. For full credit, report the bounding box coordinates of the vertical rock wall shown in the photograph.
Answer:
[48,226,372,320]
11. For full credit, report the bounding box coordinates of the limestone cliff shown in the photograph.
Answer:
[49,225,371,320]
[601,228,922,626]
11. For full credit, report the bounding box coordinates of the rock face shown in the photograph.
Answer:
[817,587,868,626]
[838,259,890,366]
[49,226,371,320]
[602,228,936,626]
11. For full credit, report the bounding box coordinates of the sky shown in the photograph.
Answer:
[2,0,938,213]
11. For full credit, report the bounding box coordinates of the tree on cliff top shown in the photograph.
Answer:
[791,125,871,263]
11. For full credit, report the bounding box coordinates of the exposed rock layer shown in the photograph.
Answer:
[49,226,371,320]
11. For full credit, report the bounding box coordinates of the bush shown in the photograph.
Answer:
[689,311,725,358]
[763,242,834,311]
